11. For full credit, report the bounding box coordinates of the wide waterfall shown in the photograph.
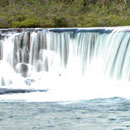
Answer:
[0,27,130,101]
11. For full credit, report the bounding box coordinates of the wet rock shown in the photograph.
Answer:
[0,88,48,95]
[15,63,34,77]
[16,28,22,33]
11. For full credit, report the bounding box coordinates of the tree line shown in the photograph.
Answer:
[0,0,129,28]
[0,0,129,6]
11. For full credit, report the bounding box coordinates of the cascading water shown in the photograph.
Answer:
[0,27,130,102]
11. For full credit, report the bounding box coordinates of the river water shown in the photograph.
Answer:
[0,98,130,130]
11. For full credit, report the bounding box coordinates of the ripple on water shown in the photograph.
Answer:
[109,118,116,121]
[113,128,125,130]
[75,117,82,120]
[120,117,130,122]
[46,125,54,128]
[125,125,130,127]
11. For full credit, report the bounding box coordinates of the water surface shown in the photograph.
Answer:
[0,97,130,130]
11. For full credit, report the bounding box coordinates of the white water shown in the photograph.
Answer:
[0,27,130,102]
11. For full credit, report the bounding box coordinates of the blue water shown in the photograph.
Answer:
[0,97,130,130]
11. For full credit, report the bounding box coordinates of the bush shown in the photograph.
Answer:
[0,16,8,28]
[11,18,41,28]
[53,16,69,27]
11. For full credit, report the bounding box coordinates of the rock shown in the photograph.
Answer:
[15,63,34,77]
[0,88,48,95]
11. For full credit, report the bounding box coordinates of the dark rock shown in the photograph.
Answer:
[15,63,34,77]
[0,88,48,95]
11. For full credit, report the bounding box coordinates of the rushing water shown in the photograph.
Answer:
[0,27,130,129]
[0,27,130,101]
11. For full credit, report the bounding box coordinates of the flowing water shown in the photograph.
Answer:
[0,27,130,129]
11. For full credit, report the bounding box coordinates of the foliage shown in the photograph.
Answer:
[0,0,129,28]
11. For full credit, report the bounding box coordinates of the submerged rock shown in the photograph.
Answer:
[24,78,36,86]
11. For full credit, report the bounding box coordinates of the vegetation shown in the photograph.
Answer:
[0,0,129,28]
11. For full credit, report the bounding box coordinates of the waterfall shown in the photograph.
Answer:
[0,27,130,100]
